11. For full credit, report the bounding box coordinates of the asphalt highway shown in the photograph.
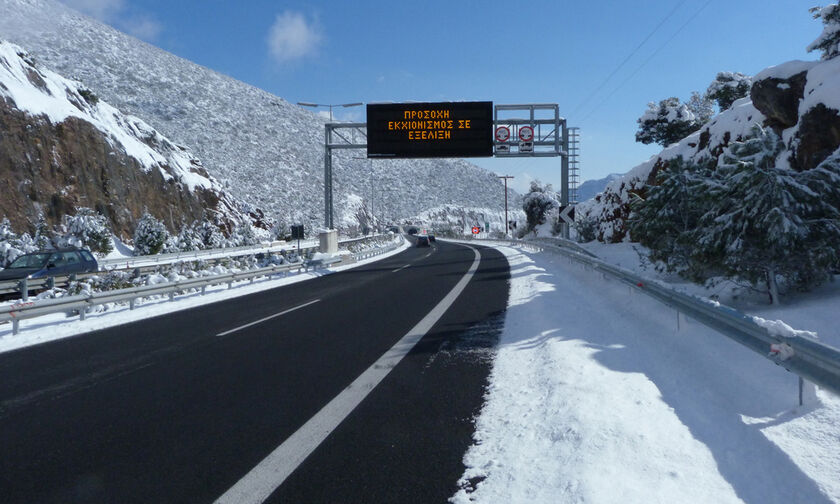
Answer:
[0,237,510,503]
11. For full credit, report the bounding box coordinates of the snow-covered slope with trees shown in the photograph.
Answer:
[0,40,245,242]
[0,0,507,233]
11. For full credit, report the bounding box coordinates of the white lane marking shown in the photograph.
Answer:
[214,245,482,504]
[391,264,410,273]
[215,299,321,337]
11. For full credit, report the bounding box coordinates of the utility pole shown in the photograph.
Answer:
[498,175,514,237]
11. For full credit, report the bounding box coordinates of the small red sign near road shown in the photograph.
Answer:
[495,126,510,142]
[519,126,534,142]
[471,226,481,234]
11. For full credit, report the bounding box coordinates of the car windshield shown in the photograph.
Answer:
[8,253,50,269]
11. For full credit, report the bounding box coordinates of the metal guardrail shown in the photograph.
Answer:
[0,235,405,336]
[478,237,840,397]
[0,234,393,299]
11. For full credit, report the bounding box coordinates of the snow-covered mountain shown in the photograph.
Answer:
[575,173,622,202]
[578,56,840,242]
[0,40,244,238]
[0,0,507,233]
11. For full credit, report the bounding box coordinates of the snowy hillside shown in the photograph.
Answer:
[0,0,507,232]
[0,41,217,192]
[0,40,244,237]
[577,55,840,242]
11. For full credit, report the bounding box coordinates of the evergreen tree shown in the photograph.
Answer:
[60,207,113,256]
[522,180,558,232]
[0,218,37,268]
[133,212,169,256]
[687,91,715,125]
[33,213,52,250]
[629,157,713,281]
[228,223,259,247]
[174,222,202,251]
[635,97,701,147]
[697,126,836,304]
[191,219,223,250]
[704,72,752,111]
[808,3,840,60]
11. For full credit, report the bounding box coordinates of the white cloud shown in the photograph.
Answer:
[267,11,322,63]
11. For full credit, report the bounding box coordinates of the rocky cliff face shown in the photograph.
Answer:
[579,57,840,243]
[0,41,244,238]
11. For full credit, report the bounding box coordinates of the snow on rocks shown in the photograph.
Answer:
[0,40,215,192]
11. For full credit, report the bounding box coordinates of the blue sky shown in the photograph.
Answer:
[61,0,822,193]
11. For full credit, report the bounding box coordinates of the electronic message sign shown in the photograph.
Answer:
[366,101,493,158]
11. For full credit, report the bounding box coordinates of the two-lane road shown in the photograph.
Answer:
[0,238,509,503]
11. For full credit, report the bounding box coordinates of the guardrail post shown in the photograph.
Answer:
[19,278,28,302]
[201,285,207,295]
[12,318,19,335]
[46,277,55,290]
[169,291,175,302]
[130,298,135,310]
[79,306,86,321]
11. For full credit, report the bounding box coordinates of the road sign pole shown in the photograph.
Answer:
[561,120,570,239]
[498,175,513,237]
[325,125,333,229]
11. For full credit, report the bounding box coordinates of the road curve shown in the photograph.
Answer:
[0,238,510,503]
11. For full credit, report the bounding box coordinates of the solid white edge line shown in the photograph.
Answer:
[215,299,321,337]
[214,244,482,504]
[391,264,410,273]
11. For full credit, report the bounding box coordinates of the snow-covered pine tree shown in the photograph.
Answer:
[808,3,840,60]
[192,219,223,250]
[522,180,558,232]
[629,157,713,281]
[33,214,52,250]
[228,223,259,247]
[687,91,715,125]
[635,97,701,147]
[0,218,20,268]
[59,207,113,256]
[704,72,752,111]
[697,125,834,304]
[797,153,840,278]
[133,212,169,256]
[0,218,37,268]
[173,222,202,251]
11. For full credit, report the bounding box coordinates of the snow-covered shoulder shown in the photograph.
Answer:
[452,243,840,503]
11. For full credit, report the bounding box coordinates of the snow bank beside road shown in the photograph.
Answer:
[453,244,840,503]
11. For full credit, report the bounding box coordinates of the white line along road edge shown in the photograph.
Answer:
[215,244,482,504]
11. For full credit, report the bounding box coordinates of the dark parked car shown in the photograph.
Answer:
[0,249,99,281]
[415,235,430,247]
[427,233,436,243]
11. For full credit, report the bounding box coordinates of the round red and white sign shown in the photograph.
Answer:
[519,126,534,142]
[471,226,481,234]
[495,126,510,142]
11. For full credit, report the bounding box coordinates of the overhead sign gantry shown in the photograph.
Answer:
[319,101,577,236]
[366,101,493,158]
